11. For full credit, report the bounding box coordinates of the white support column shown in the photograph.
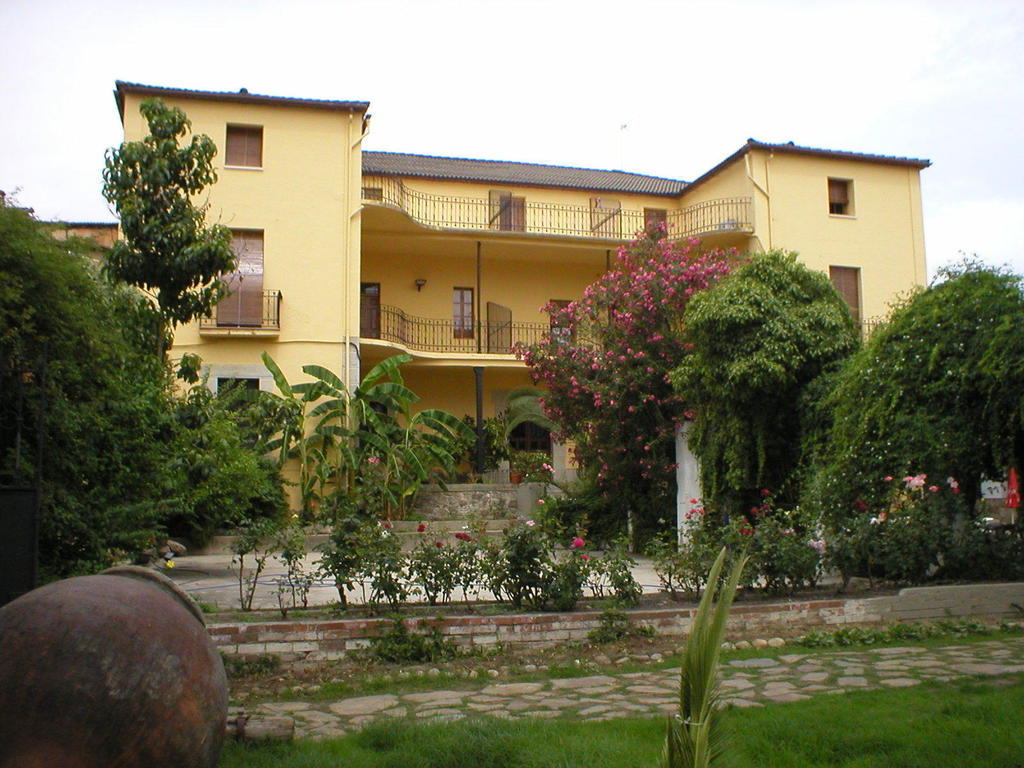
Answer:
[675,421,701,546]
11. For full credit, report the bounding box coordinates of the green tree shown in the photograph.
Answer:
[102,98,235,357]
[0,199,176,577]
[810,260,1024,525]
[673,251,858,519]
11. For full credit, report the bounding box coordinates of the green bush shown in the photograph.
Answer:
[369,618,458,664]
[810,262,1024,537]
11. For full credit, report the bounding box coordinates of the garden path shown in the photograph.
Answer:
[240,637,1024,740]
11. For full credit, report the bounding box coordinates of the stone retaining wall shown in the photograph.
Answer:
[208,582,1024,663]
[411,484,519,519]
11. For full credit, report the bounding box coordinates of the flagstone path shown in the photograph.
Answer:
[245,638,1024,740]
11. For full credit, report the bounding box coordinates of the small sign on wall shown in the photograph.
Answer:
[981,479,1008,500]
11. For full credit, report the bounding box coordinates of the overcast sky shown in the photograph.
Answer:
[2,0,1021,279]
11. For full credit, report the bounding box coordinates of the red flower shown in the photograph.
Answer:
[570,537,586,549]
[760,489,771,497]
[435,541,443,548]
[417,523,426,532]
[580,554,590,561]
[454,532,472,542]
[382,521,392,529]
[739,526,754,537]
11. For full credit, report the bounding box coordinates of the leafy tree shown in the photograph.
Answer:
[102,98,235,357]
[673,251,858,519]
[810,260,1024,525]
[0,199,176,577]
[518,232,733,543]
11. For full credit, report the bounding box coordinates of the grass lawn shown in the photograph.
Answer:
[220,673,1024,768]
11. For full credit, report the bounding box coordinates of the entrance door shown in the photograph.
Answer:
[360,283,381,338]
[487,301,512,353]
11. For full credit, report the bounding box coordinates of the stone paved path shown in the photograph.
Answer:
[249,638,1024,740]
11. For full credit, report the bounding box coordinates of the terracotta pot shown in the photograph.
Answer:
[0,566,228,768]
[510,471,524,484]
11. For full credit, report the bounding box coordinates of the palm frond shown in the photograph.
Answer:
[662,546,748,768]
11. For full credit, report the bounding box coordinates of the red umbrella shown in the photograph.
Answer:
[1006,467,1020,508]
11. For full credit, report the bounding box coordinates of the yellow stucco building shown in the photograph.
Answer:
[113,81,930,469]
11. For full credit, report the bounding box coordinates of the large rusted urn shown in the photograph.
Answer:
[0,566,228,768]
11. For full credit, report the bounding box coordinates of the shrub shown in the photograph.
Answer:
[587,537,643,606]
[369,618,458,664]
[587,608,655,644]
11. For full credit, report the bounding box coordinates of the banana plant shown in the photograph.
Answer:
[663,546,748,768]
[259,352,474,520]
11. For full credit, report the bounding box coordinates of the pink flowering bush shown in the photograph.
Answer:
[517,231,733,541]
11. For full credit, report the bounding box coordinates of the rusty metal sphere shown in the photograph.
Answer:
[0,566,228,768]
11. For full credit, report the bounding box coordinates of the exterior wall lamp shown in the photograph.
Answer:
[414,278,427,292]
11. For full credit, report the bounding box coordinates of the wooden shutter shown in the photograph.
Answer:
[828,179,850,214]
[489,190,525,231]
[590,197,621,236]
[489,190,510,230]
[226,126,263,167]
[829,266,861,323]
[486,302,513,352]
[219,231,264,326]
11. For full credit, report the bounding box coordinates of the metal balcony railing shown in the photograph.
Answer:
[362,305,551,354]
[200,289,282,331]
[362,176,753,241]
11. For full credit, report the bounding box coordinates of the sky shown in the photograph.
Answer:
[1,0,1022,278]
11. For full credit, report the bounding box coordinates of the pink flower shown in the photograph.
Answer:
[570,537,586,549]
[761,488,771,497]
[947,477,959,490]
[367,456,381,465]
[883,476,894,482]
[580,554,590,561]
[905,474,927,489]
[537,499,546,505]
[525,520,536,527]
[417,523,426,532]
[929,485,939,493]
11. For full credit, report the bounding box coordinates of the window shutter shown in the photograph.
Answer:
[226,126,263,167]
[829,265,860,323]
[828,179,849,205]
[219,231,264,326]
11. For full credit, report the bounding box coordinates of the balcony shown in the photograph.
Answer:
[361,304,550,355]
[362,175,753,241]
[199,289,282,335]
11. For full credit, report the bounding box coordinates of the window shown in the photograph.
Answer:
[644,208,668,232]
[216,377,260,397]
[360,283,381,338]
[489,190,525,231]
[549,299,574,342]
[453,287,474,338]
[828,178,853,215]
[829,265,861,323]
[590,197,621,237]
[509,421,552,453]
[218,230,264,326]
[225,125,263,168]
